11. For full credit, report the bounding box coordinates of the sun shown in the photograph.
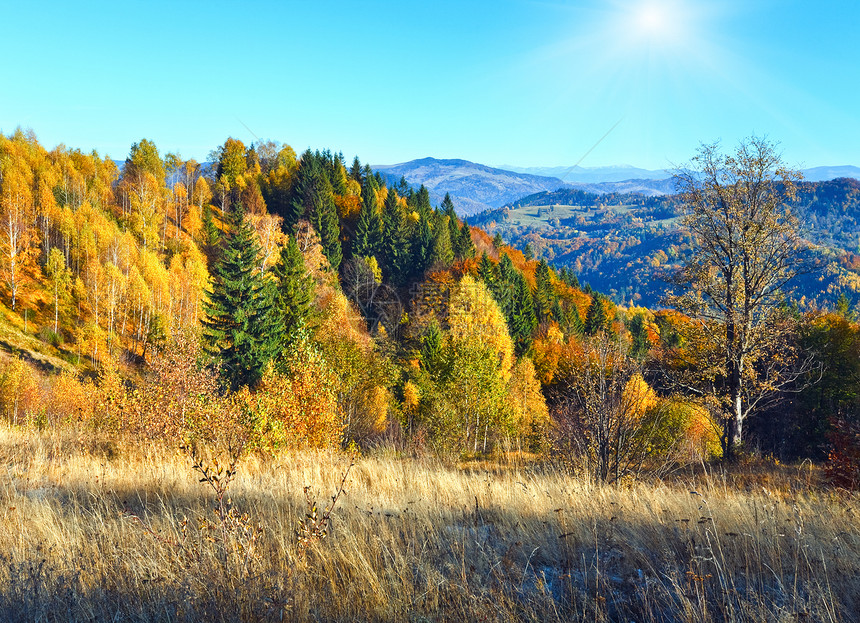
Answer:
[628,1,680,45]
[636,4,666,37]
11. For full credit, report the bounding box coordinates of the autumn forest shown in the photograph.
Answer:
[1,129,860,621]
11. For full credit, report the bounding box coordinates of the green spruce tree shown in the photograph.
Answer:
[203,210,283,390]
[287,149,324,227]
[430,212,454,268]
[477,252,497,287]
[584,294,610,336]
[309,177,342,272]
[454,221,475,260]
[565,302,584,336]
[534,260,558,324]
[349,156,363,184]
[352,182,382,259]
[201,204,222,266]
[411,215,434,279]
[421,319,445,378]
[493,253,517,321]
[628,312,649,359]
[442,193,460,246]
[273,235,315,338]
[510,272,537,355]
[382,189,411,286]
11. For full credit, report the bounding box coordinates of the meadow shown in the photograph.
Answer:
[1,425,857,622]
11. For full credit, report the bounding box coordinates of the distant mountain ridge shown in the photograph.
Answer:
[373,158,570,216]
[799,166,860,182]
[373,157,860,217]
[496,164,670,183]
[497,163,860,185]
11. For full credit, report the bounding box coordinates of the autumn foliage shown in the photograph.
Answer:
[0,128,855,480]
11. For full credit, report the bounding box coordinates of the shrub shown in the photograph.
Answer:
[0,356,42,426]
[244,333,342,452]
[825,418,860,489]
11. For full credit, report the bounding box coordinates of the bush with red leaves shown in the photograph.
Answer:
[825,418,860,489]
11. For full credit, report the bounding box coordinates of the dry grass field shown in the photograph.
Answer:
[1,426,858,622]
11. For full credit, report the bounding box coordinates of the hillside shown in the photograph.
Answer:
[473,178,860,308]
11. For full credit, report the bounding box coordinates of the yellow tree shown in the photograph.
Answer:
[448,274,514,382]
[416,275,517,454]
[168,243,209,328]
[170,181,188,239]
[129,171,165,250]
[506,357,551,452]
[246,212,286,273]
[119,140,167,251]
[187,175,211,240]
[314,286,392,446]
[46,247,71,333]
[0,157,37,310]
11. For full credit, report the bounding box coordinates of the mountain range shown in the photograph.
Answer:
[373,158,568,216]
[374,157,860,216]
[495,164,670,183]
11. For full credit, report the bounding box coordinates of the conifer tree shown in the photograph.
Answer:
[454,221,475,260]
[382,189,411,286]
[411,211,435,280]
[309,180,342,272]
[584,294,610,336]
[510,272,537,355]
[441,193,459,243]
[273,235,315,338]
[412,185,432,214]
[396,176,410,198]
[430,212,454,268]
[353,183,381,259]
[288,150,324,228]
[421,319,445,377]
[551,299,565,328]
[628,312,649,359]
[330,153,348,196]
[534,260,557,324]
[203,210,283,390]
[523,242,534,260]
[493,253,517,321]
[362,164,374,186]
[349,156,363,184]
[565,302,584,336]
[201,204,222,266]
[477,252,496,287]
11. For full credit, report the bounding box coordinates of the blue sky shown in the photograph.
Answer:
[1,0,857,170]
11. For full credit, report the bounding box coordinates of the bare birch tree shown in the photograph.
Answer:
[670,136,810,459]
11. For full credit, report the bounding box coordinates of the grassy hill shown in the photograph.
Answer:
[1,426,855,622]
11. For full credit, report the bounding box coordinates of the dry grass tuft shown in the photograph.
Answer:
[0,425,858,622]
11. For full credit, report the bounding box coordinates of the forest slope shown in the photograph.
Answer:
[473,177,860,308]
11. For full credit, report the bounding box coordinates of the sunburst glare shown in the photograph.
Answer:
[624,0,688,49]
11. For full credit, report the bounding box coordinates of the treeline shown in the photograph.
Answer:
[1,129,860,485]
